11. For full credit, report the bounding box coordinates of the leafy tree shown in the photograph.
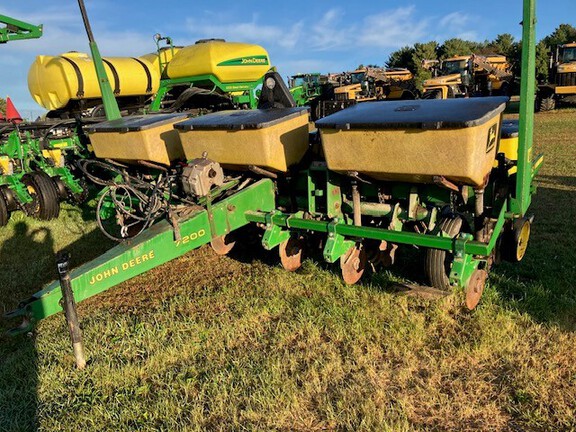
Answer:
[534,24,576,83]
[535,41,551,83]
[0,98,5,115]
[386,46,416,70]
[486,33,517,57]
[411,42,439,90]
[438,38,484,59]
[542,24,576,47]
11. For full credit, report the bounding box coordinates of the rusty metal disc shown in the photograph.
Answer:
[210,234,235,256]
[279,236,304,272]
[340,245,367,285]
[465,269,488,310]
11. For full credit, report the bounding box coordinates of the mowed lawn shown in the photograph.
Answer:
[1,109,576,431]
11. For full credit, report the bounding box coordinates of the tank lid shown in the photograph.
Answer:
[85,113,188,133]
[315,97,508,130]
[500,119,519,138]
[195,38,226,44]
[174,107,308,131]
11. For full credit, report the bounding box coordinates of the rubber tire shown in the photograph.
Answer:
[502,218,531,263]
[0,191,9,227]
[22,172,60,220]
[539,97,556,112]
[426,216,463,291]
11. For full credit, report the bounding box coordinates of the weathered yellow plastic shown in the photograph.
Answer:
[178,113,309,172]
[28,52,160,110]
[321,117,502,187]
[89,119,185,166]
[166,41,270,83]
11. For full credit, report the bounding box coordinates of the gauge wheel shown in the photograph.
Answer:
[502,218,531,263]
[22,172,60,220]
[0,191,9,227]
[425,216,463,290]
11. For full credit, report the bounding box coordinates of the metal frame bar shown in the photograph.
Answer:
[0,15,42,43]
[512,0,537,215]
[245,199,508,257]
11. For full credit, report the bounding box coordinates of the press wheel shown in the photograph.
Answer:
[210,234,235,256]
[340,245,367,285]
[425,216,463,290]
[279,236,305,272]
[502,218,531,263]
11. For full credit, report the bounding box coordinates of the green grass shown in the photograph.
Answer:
[2,110,576,431]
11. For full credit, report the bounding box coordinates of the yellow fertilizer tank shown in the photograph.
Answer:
[140,46,181,77]
[85,113,188,166]
[28,52,160,111]
[495,119,519,173]
[166,40,270,83]
[316,97,508,187]
[175,108,309,172]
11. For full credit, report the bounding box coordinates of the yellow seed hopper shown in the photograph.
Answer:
[316,97,508,187]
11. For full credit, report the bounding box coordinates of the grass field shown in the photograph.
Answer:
[1,109,576,431]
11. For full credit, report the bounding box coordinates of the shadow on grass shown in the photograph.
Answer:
[0,210,112,431]
[491,182,576,330]
[0,221,41,431]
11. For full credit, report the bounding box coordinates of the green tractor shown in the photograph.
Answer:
[288,73,334,119]
[289,73,324,106]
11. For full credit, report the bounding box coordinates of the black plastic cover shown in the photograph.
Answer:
[85,113,188,133]
[315,96,509,130]
[500,119,519,138]
[174,107,308,131]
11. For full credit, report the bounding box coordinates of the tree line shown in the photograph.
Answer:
[384,24,576,88]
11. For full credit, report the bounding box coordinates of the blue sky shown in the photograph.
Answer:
[1,0,574,118]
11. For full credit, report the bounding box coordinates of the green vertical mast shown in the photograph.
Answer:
[77,0,121,121]
[513,0,537,215]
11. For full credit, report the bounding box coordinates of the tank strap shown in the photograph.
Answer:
[102,59,121,95]
[131,58,153,93]
[60,56,84,98]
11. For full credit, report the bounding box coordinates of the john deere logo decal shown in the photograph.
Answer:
[486,124,497,153]
[218,55,269,66]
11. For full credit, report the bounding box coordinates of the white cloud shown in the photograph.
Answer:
[184,14,304,50]
[439,12,470,29]
[307,8,351,51]
[358,6,429,48]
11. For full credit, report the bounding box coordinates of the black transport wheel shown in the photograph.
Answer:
[539,96,556,112]
[22,171,60,220]
[425,216,463,290]
[0,191,9,227]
